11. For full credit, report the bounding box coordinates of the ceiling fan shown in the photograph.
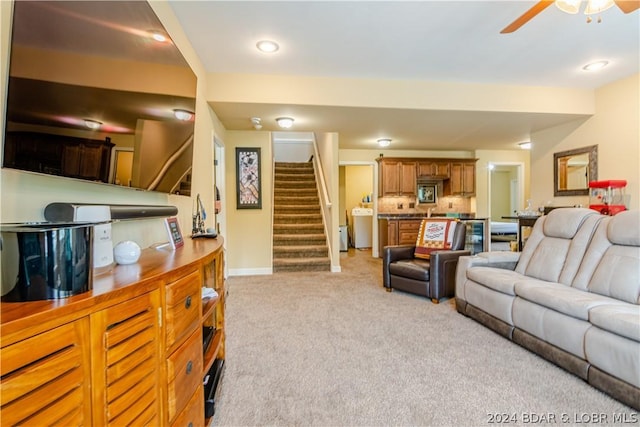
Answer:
[501,0,640,33]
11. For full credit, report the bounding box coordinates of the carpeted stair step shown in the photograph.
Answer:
[274,204,321,213]
[273,245,328,258]
[276,173,315,181]
[274,195,319,204]
[274,213,323,224]
[274,180,317,189]
[272,257,331,273]
[273,233,326,246]
[273,223,325,235]
[274,188,318,197]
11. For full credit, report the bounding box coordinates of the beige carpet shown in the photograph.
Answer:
[212,249,636,426]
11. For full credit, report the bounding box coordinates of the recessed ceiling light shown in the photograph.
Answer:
[377,138,391,147]
[256,40,279,53]
[519,142,532,150]
[583,60,609,71]
[174,109,194,121]
[276,117,294,128]
[84,119,102,130]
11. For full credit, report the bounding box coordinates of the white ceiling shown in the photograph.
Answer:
[168,0,639,151]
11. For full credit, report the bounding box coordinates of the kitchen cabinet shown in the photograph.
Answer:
[446,161,476,196]
[1,238,225,426]
[377,158,416,196]
[378,218,422,255]
[417,160,450,178]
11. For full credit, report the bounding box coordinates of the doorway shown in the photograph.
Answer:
[488,163,524,251]
[338,162,378,257]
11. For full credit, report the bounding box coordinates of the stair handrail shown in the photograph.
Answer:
[312,138,332,209]
[146,133,194,191]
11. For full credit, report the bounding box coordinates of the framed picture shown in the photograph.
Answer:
[164,217,184,249]
[236,147,262,209]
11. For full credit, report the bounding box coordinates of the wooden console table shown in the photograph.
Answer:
[1,238,225,426]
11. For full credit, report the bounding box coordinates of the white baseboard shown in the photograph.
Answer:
[228,267,273,276]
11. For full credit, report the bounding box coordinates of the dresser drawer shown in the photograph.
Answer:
[165,269,201,351]
[166,328,203,423]
[171,385,204,427]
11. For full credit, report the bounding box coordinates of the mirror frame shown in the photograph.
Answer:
[553,145,598,196]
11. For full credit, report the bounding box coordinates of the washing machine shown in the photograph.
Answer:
[351,207,373,248]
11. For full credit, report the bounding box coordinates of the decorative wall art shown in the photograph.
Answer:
[236,147,262,209]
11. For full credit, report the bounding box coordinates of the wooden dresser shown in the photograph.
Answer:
[0,238,225,426]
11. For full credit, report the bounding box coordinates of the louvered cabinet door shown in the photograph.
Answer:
[91,290,161,426]
[0,318,92,426]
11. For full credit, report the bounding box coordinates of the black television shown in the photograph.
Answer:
[2,0,197,195]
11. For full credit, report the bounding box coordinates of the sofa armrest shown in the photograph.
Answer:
[429,249,471,300]
[382,245,416,289]
[455,251,521,301]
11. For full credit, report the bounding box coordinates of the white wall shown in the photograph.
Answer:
[530,74,639,210]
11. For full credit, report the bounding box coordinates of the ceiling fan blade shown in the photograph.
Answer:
[615,0,640,13]
[501,0,555,34]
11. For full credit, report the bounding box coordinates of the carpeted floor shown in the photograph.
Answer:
[212,249,636,426]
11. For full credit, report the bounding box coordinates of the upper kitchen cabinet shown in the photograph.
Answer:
[417,160,450,178]
[377,158,416,196]
[446,160,477,196]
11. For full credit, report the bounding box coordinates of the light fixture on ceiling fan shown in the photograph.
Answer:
[500,0,639,33]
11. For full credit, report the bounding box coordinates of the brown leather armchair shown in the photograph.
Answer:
[382,221,470,303]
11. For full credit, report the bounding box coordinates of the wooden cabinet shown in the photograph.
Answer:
[447,161,476,196]
[378,218,422,254]
[4,131,113,182]
[90,291,161,426]
[0,239,225,427]
[398,219,422,245]
[0,319,92,426]
[378,159,416,196]
[161,267,203,425]
[62,140,114,182]
[417,160,450,178]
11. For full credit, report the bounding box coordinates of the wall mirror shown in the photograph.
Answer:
[553,145,598,196]
[3,1,197,195]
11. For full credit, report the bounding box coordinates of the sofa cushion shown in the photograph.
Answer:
[571,211,640,304]
[389,258,430,282]
[589,304,640,342]
[514,279,625,321]
[608,210,640,246]
[515,209,601,285]
[543,207,599,239]
[585,326,640,388]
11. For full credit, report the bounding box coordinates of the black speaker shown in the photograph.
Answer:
[45,203,178,221]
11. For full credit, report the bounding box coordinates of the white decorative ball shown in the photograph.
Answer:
[113,240,141,265]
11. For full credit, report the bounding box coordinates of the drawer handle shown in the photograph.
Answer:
[186,360,193,375]
[185,295,192,309]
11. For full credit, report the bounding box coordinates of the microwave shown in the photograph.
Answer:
[417,181,441,204]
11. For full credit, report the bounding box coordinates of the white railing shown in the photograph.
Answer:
[311,135,337,270]
[146,133,194,191]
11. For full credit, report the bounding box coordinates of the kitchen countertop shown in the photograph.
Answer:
[378,212,481,220]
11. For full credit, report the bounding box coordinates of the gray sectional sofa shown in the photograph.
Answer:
[455,208,640,410]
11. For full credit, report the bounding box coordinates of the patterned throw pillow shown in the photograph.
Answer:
[414,219,457,259]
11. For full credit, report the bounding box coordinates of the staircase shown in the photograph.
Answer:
[273,161,331,272]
